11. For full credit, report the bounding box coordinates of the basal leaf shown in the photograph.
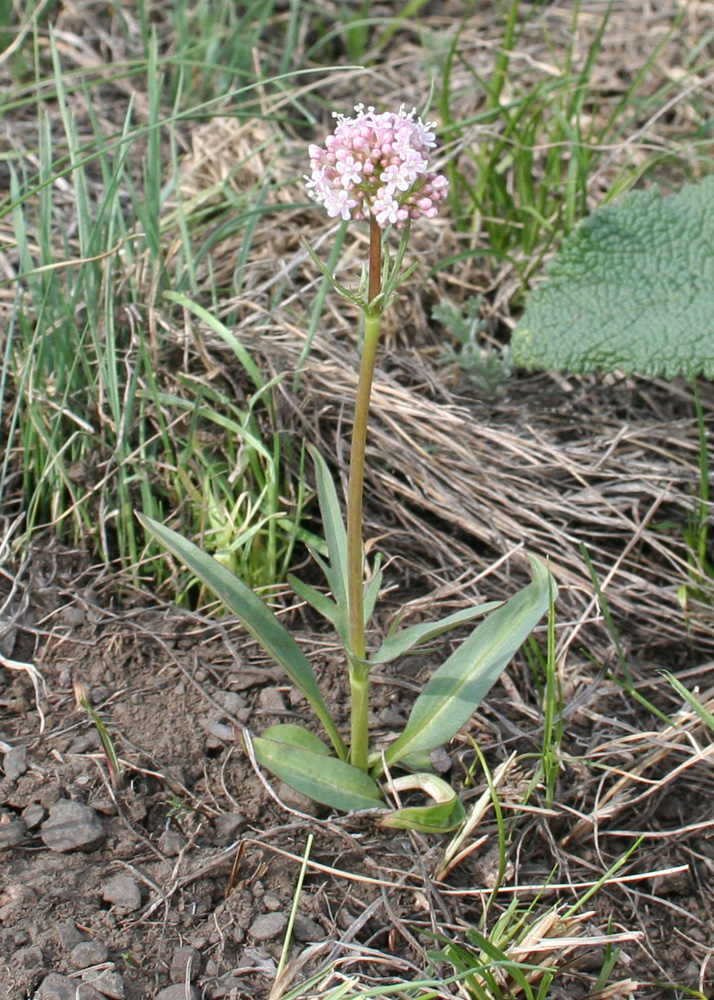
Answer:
[384,556,555,769]
[511,176,714,378]
[137,513,347,760]
[371,601,502,665]
[252,735,384,812]
[259,723,332,754]
[378,773,466,832]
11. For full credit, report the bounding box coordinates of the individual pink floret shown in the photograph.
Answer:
[305,104,448,230]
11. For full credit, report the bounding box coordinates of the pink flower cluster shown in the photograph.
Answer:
[305,104,449,229]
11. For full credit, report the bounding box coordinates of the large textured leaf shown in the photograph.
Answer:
[371,601,502,665]
[252,734,384,812]
[511,176,714,378]
[384,556,555,768]
[137,513,347,759]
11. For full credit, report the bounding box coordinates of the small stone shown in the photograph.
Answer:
[22,802,47,829]
[211,975,243,998]
[35,972,105,1000]
[216,691,247,715]
[214,812,246,843]
[39,784,63,810]
[61,604,86,626]
[40,799,105,853]
[248,911,288,941]
[430,746,453,774]
[56,921,84,950]
[235,947,276,973]
[169,945,202,982]
[276,781,319,815]
[3,746,28,780]
[258,686,285,712]
[70,940,109,969]
[262,893,281,911]
[378,707,406,727]
[293,914,324,942]
[67,733,101,755]
[16,944,43,968]
[158,829,186,856]
[102,875,141,911]
[155,986,201,1000]
[81,968,125,999]
[88,797,117,817]
[0,817,27,849]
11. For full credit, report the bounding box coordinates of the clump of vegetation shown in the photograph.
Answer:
[433,295,512,398]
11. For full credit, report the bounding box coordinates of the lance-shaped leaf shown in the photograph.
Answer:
[259,723,332,755]
[383,556,555,770]
[252,731,384,813]
[288,574,344,635]
[308,445,350,607]
[137,513,347,760]
[371,601,503,665]
[363,556,383,627]
[378,774,465,833]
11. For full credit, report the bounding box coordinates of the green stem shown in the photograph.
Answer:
[347,215,382,771]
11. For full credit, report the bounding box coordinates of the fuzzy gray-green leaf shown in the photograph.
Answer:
[511,176,714,378]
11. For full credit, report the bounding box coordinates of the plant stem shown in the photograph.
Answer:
[347,215,382,770]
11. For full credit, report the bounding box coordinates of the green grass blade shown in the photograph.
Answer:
[137,513,347,759]
[163,290,266,393]
[663,672,714,736]
[288,574,344,636]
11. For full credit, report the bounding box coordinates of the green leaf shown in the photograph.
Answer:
[378,774,466,833]
[308,445,350,606]
[384,556,556,769]
[371,601,502,665]
[511,176,714,378]
[363,556,383,627]
[252,735,384,812]
[288,574,344,634]
[137,513,347,760]
[260,723,332,755]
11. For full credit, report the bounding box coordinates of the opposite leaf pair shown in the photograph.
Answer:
[138,448,555,832]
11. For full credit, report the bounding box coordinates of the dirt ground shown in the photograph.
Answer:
[2,373,714,1000]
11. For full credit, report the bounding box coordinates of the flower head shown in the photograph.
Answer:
[305,104,449,229]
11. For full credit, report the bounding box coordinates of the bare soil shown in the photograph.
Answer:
[2,373,714,1000]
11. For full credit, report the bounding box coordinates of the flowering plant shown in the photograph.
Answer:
[139,105,555,831]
